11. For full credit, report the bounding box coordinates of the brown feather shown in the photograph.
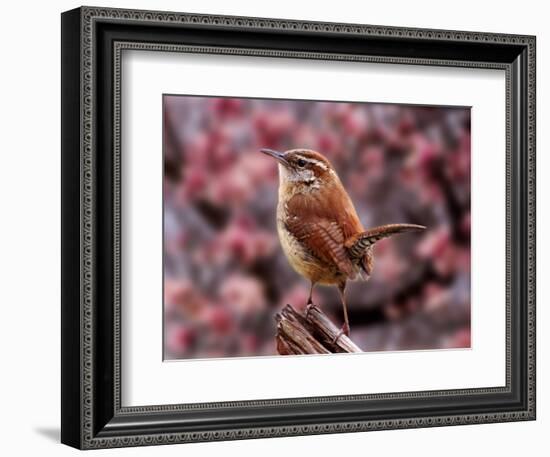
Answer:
[345,223,426,262]
[284,179,364,279]
[284,218,355,277]
[361,248,374,277]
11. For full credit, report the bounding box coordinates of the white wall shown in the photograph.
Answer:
[0,0,545,455]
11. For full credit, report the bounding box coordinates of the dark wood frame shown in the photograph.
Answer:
[61,6,536,449]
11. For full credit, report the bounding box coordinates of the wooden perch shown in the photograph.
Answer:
[275,304,362,355]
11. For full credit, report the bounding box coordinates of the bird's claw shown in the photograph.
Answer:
[305,301,319,320]
[332,323,350,344]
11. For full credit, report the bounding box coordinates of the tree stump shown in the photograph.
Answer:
[275,304,362,355]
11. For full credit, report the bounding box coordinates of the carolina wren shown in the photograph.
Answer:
[261,148,425,340]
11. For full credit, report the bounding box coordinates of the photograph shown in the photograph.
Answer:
[163,95,472,360]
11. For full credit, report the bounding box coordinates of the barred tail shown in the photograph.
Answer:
[345,223,425,261]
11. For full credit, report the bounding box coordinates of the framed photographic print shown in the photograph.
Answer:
[61,6,536,449]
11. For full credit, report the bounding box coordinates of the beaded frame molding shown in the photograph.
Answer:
[61,6,536,450]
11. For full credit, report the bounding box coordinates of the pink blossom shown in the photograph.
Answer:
[200,306,235,335]
[446,328,471,349]
[210,97,243,118]
[279,283,321,311]
[164,279,207,316]
[219,274,266,315]
[165,324,196,355]
[417,227,450,259]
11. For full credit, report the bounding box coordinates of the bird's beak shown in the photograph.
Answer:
[260,148,289,166]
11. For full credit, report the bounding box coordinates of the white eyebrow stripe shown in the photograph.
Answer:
[294,155,329,171]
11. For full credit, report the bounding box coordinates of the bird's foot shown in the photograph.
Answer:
[305,301,319,320]
[332,323,350,344]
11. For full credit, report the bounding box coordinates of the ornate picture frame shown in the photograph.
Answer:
[61,6,535,449]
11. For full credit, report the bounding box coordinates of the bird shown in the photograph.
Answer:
[261,148,425,341]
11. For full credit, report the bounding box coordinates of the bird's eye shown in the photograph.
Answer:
[297,159,306,168]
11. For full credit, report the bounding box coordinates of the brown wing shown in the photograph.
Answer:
[285,187,363,278]
[285,216,356,277]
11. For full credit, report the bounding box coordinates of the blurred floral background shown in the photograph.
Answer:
[163,95,471,360]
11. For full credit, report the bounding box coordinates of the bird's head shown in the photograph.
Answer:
[260,148,336,189]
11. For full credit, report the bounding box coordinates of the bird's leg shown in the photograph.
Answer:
[307,282,314,306]
[305,282,318,320]
[332,281,350,344]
